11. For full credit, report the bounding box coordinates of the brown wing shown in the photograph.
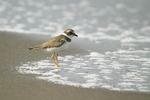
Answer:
[40,35,66,49]
[28,35,66,50]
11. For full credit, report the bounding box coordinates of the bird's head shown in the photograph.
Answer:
[63,29,78,38]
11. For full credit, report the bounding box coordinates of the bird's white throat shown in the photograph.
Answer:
[62,33,73,39]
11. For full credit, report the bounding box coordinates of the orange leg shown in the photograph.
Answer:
[56,54,60,67]
[51,53,59,67]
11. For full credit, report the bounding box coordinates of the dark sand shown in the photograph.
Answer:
[0,32,150,100]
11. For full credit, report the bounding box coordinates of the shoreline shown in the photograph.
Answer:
[0,32,150,100]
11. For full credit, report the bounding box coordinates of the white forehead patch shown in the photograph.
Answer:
[67,30,71,33]
[66,29,74,33]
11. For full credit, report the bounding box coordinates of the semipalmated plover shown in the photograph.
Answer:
[28,29,78,67]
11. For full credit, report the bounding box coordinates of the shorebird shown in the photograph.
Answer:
[28,29,78,67]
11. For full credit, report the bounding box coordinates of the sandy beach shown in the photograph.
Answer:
[0,32,149,100]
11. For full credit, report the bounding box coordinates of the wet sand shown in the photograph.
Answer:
[0,32,150,100]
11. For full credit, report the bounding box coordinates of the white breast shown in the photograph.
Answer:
[64,41,71,49]
[45,41,71,53]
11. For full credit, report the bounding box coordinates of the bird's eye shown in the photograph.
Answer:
[69,32,73,34]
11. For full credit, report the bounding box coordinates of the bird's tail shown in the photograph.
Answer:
[27,45,42,50]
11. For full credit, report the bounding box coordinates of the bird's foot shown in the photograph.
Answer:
[55,64,60,67]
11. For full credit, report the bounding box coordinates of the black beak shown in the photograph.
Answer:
[74,33,78,37]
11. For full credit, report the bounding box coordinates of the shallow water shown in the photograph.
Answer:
[17,39,150,92]
[1,0,150,92]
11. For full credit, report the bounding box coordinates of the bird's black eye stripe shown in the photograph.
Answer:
[70,31,74,34]
[69,32,72,35]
